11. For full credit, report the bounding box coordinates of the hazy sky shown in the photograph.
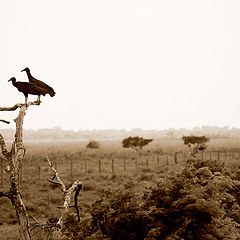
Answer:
[0,0,240,131]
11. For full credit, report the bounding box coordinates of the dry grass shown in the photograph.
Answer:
[0,138,240,239]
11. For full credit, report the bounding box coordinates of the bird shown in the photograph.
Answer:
[21,67,55,102]
[8,77,48,104]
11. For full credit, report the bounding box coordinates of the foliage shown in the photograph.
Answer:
[145,157,240,239]
[61,183,152,240]
[86,140,100,149]
[182,135,209,146]
[182,135,210,156]
[62,155,240,240]
[122,136,153,152]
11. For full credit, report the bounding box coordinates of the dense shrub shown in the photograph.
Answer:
[86,140,100,149]
[62,183,153,240]
[62,155,240,240]
[145,157,240,239]
[90,184,153,240]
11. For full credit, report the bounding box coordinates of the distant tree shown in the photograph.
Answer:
[86,140,100,149]
[182,135,209,156]
[122,136,153,152]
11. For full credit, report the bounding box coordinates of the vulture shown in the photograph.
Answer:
[8,77,48,104]
[21,67,56,101]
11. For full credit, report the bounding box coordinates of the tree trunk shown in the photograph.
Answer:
[11,105,31,239]
[0,103,39,240]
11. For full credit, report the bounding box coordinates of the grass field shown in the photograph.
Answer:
[0,138,240,239]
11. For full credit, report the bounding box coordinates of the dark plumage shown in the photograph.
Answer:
[21,67,56,97]
[8,77,48,104]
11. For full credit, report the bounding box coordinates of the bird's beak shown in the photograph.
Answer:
[21,69,25,72]
[8,79,11,82]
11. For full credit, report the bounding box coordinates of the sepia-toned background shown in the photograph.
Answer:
[0,0,240,131]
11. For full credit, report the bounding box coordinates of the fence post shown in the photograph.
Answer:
[70,159,73,180]
[123,158,126,171]
[37,165,41,181]
[99,159,101,174]
[112,159,114,173]
[174,152,178,164]
[157,156,159,167]
[166,155,169,166]
[225,151,227,161]
[210,151,212,161]
[201,151,203,161]
[84,158,87,172]
[217,151,220,161]
[146,158,149,169]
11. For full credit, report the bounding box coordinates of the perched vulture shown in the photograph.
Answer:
[21,67,56,98]
[8,77,48,104]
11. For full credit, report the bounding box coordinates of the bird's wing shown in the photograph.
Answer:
[32,78,55,96]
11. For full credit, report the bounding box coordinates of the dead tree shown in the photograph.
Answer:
[0,101,83,239]
[0,101,40,240]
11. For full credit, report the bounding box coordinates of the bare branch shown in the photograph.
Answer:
[56,180,83,228]
[74,183,82,222]
[47,179,62,186]
[28,214,40,225]
[27,101,41,107]
[0,101,40,112]
[45,157,66,192]
[0,119,10,124]
[0,133,9,159]
[45,156,83,237]
[0,103,22,111]
[56,206,65,209]
[0,191,10,199]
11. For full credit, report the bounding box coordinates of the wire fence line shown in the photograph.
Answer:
[0,150,240,188]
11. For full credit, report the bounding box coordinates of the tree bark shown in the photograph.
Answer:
[10,104,31,239]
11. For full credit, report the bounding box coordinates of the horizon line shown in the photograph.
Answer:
[0,125,238,132]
